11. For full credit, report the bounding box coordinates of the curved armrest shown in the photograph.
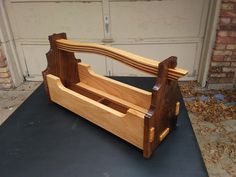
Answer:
[56,39,188,80]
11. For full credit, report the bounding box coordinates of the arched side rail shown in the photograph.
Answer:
[56,39,188,80]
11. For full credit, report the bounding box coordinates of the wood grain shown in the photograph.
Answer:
[74,83,148,114]
[56,39,188,80]
[43,33,188,158]
[159,128,170,142]
[77,63,152,110]
[143,57,180,158]
[47,74,145,149]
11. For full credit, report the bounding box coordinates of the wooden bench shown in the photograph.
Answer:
[42,33,188,158]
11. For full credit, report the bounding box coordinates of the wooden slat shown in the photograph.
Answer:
[77,63,152,110]
[47,74,145,149]
[76,82,148,114]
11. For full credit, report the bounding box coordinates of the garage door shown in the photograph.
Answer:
[5,0,210,80]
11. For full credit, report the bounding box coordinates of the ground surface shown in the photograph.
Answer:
[0,81,235,177]
[179,82,236,177]
[0,82,41,125]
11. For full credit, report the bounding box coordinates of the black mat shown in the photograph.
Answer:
[0,77,208,177]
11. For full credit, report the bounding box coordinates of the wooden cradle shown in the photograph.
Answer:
[42,33,188,158]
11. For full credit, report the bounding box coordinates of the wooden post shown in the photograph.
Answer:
[143,56,180,158]
[42,33,80,101]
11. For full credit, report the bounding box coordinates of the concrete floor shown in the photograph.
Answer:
[0,81,235,177]
[0,82,41,125]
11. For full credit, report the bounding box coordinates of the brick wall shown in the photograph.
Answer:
[0,48,12,89]
[208,0,236,88]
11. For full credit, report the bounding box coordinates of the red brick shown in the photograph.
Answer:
[0,72,10,78]
[213,50,233,55]
[229,31,236,37]
[207,77,219,84]
[221,3,235,10]
[226,44,236,49]
[231,55,236,60]
[216,36,236,44]
[217,31,229,37]
[223,67,236,72]
[223,0,236,3]
[211,62,231,67]
[219,17,231,24]
[210,66,222,72]
[0,83,12,90]
[232,18,236,23]
[225,56,236,61]
[0,49,13,90]
[220,10,236,18]
[0,67,8,73]
[0,50,6,63]
[219,77,234,83]
[217,31,236,37]
[215,44,226,50]
[231,62,236,66]
[219,24,236,30]
[0,77,11,84]
[0,61,6,67]
[210,73,226,77]
[226,72,235,78]
[212,55,225,61]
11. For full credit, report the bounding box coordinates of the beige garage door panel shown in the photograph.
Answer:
[75,53,107,76]
[21,44,107,78]
[7,1,104,39]
[110,0,205,39]
[21,44,49,77]
[4,0,209,80]
[111,43,198,79]
[5,0,106,79]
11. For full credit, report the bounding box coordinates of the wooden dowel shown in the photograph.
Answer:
[159,128,170,142]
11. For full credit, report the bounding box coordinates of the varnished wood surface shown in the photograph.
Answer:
[77,63,152,110]
[143,57,180,158]
[56,39,188,80]
[75,83,148,114]
[43,33,188,158]
[159,128,170,142]
[46,74,145,149]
